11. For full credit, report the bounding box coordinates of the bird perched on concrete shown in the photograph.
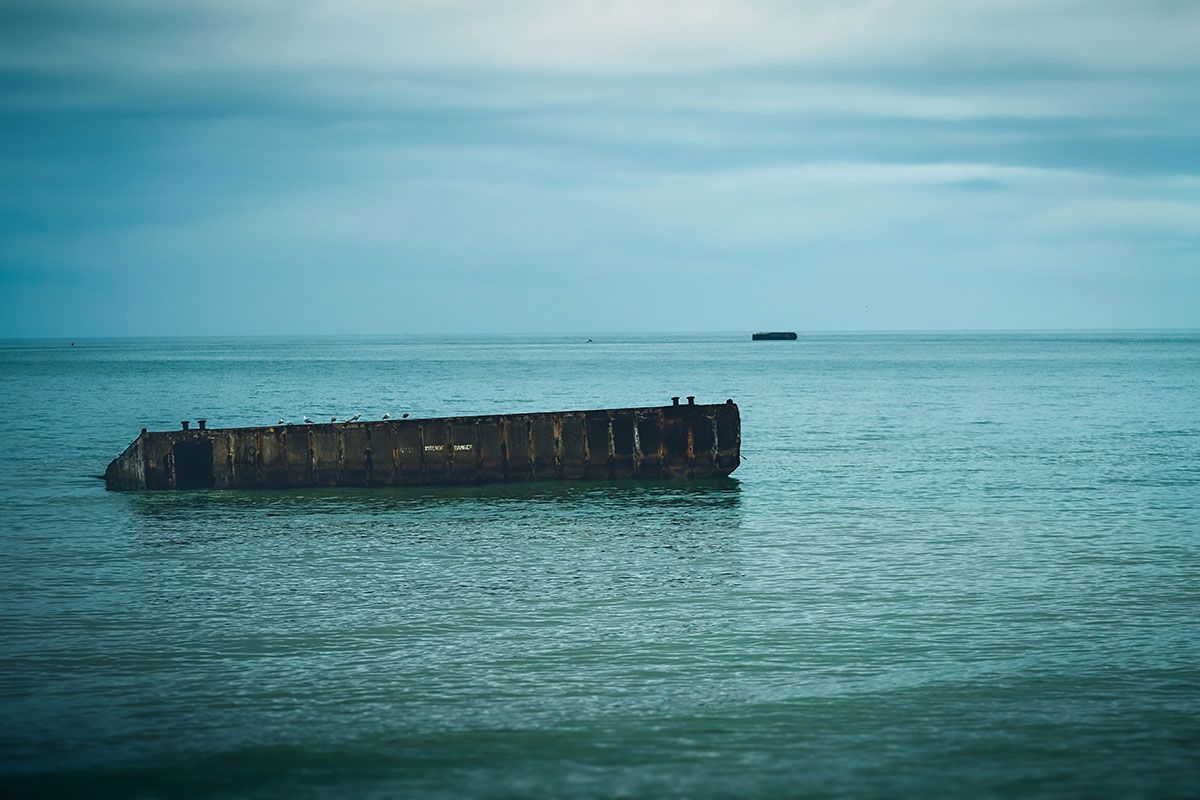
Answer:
[303,416,314,424]
[402,413,410,418]
[381,413,390,421]
[278,418,286,425]
[330,416,337,423]
[346,414,361,423]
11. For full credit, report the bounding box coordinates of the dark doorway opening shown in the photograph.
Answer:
[173,441,214,489]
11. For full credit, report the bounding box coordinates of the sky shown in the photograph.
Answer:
[1,0,1198,336]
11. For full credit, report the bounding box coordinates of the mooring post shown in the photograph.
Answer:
[181,421,190,430]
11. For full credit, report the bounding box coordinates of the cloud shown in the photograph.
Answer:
[1038,199,1200,238]
[7,1,1200,76]
[4,2,1198,139]
[0,1,1197,334]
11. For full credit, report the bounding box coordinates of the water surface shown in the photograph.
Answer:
[1,333,1197,797]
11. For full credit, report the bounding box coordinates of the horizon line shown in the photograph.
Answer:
[3,327,1199,342]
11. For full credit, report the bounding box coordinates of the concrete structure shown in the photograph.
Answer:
[752,331,798,341]
[104,399,741,491]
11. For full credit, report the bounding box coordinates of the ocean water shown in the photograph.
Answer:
[0,332,1197,798]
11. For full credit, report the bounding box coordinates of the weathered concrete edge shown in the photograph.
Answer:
[104,436,146,491]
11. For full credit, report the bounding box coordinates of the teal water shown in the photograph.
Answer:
[1,333,1197,797]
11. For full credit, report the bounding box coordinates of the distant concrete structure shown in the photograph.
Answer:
[104,400,741,491]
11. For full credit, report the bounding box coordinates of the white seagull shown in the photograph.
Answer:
[303,416,314,424]
[278,418,286,425]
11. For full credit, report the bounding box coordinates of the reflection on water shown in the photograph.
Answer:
[127,477,742,516]
[122,479,745,565]
[125,479,739,541]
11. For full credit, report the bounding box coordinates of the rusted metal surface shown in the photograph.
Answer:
[104,400,742,491]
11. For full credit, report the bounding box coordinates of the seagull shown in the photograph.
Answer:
[381,413,390,421]
[330,416,337,423]
[303,416,314,424]
[346,414,361,423]
[402,413,410,419]
[278,418,286,425]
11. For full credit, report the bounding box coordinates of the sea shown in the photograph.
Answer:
[0,333,1197,798]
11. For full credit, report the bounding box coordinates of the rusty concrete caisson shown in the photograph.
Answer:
[104,399,741,491]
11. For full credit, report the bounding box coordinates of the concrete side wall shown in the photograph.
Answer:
[106,402,741,491]
[103,437,146,491]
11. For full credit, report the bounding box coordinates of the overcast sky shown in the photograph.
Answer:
[1,0,1198,336]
